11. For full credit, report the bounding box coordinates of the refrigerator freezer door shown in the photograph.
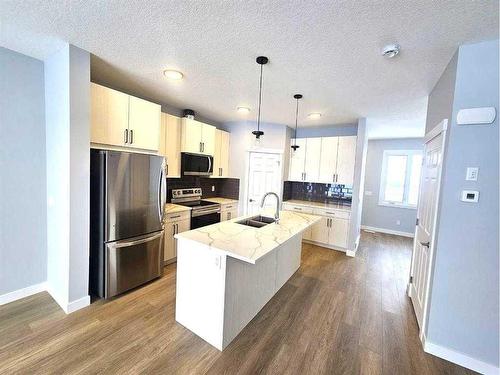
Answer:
[105,230,163,298]
[105,151,165,242]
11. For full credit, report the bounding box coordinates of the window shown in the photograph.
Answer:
[379,150,422,209]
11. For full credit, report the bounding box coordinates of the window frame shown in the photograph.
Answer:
[378,149,422,210]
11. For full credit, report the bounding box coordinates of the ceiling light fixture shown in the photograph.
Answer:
[291,94,303,151]
[163,69,184,80]
[237,106,251,114]
[252,56,269,140]
[382,44,400,59]
[308,113,321,119]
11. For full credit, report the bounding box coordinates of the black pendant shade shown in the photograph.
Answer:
[291,94,302,151]
[252,56,268,139]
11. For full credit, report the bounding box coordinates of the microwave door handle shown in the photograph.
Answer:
[207,156,212,174]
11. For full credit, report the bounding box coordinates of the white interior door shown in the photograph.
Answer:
[409,125,445,330]
[247,152,282,215]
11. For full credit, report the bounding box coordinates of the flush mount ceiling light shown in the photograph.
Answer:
[382,44,400,59]
[237,106,251,114]
[291,94,303,152]
[308,113,321,119]
[252,56,269,139]
[163,69,184,80]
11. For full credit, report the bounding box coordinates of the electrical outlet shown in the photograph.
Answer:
[211,185,215,192]
[396,220,401,226]
[466,167,478,181]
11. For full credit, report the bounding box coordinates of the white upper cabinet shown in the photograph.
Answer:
[288,135,357,185]
[318,137,338,183]
[212,129,230,178]
[159,113,182,177]
[288,138,307,181]
[128,96,161,151]
[303,138,321,182]
[181,118,216,155]
[91,83,129,147]
[90,83,161,151]
[335,136,357,185]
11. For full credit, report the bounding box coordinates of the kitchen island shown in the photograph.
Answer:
[174,210,320,350]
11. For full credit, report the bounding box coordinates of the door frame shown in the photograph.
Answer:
[244,149,284,215]
[407,119,448,344]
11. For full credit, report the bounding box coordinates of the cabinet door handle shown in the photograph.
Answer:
[170,215,181,219]
[124,129,128,144]
[166,164,169,176]
[130,129,134,144]
[200,142,202,152]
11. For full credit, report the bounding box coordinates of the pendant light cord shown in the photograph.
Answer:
[257,63,263,132]
[294,98,299,145]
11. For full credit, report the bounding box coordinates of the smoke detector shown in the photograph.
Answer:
[382,44,400,58]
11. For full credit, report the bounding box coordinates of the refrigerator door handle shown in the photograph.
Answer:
[110,231,164,248]
[158,163,166,223]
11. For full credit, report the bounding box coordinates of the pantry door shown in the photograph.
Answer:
[409,120,447,333]
[246,152,282,215]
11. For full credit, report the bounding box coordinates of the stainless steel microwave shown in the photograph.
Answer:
[181,152,213,176]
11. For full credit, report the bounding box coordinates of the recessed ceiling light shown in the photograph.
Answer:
[163,69,184,80]
[237,106,250,114]
[308,113,321,119]
[382,44,400,59]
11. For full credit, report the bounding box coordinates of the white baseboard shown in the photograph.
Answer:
[424,341,499,375]
[66,295,90,314]
[361,225,414,238]
[0,282,47,306]
[47,285,90,314]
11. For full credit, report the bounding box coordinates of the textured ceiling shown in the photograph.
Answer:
[1,0,498,137]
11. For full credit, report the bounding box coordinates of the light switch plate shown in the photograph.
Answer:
[461,190,479,203]
[466,167,479,181]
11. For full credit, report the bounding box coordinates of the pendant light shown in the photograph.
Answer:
[291,94,302,151]
[252,56,268,139]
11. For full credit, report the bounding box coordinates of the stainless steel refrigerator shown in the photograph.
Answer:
[90,149,166,299]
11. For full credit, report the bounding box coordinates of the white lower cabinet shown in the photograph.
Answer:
[220,202,239,222]
[283,202,350,251]
[164,211,190,264]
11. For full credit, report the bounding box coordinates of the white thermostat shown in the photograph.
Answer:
[461,190,479,203]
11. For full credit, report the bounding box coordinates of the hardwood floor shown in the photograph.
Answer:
[0,232,475,374]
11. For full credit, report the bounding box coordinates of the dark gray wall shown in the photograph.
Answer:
[0,47,47,295]
[426,40,499,368]
[362,138,423,234]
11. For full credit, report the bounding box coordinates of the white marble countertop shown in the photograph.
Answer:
[164,203,191,214]
[283,199,352,212]
[203,197,239,205]
[175,210,320,264]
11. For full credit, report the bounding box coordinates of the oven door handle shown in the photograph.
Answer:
[191,208,221,217]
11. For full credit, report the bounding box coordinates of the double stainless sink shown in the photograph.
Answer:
[236,215,276,228]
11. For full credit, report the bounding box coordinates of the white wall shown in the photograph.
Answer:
[347,118,368,254]
[221,121,291,214]
[0,47,47,299]
[361,138,423,235]
[45,44,90,312]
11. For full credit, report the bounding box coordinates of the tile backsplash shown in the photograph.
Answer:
[166,176,240,202]
[283,181,352,204]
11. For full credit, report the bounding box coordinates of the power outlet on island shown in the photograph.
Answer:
[211,185,215,192]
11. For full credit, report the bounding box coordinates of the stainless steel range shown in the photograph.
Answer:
[171,188,221,229]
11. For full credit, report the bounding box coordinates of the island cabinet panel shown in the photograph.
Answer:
[175,232,304,351]
[175,240,227,350]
